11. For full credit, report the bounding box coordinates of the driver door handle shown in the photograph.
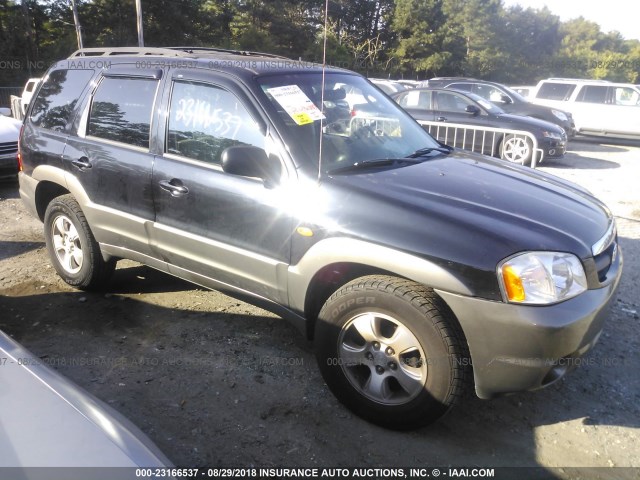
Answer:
[159,179,189,197]
[70,157,92,170]
[437,116,447,122]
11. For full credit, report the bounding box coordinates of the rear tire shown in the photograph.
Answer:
[315,275,469,430]
[500,134,533,165]
[44,194,115,290]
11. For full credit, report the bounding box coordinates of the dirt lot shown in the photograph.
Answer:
[1,139,639,479]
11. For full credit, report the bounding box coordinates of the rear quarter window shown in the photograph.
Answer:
[536,82,576,101]
[30,69,94,131]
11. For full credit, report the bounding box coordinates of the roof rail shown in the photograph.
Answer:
[546,78,611,83]
[167,46,290,59]
[68,46,291,60]
[69,47,190,58]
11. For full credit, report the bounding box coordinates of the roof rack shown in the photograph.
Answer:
[546,78,611,82]
[68,46,290,60]
[167,46,290,59]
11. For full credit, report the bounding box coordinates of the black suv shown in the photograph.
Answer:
[19,48,621,430]
[421,77,576,137]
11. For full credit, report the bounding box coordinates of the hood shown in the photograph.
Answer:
[0,116,22,142]
[318,151,611,297]
[494,111,563,133]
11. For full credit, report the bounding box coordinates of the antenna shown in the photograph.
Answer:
[317,0,330,184]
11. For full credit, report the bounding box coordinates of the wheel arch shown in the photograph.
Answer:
[302,262,395,340]
[287,237,473,340]
[35,180,70,221]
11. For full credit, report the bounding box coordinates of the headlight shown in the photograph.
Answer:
[498,252,588,304]
[551,109,568,122]
[542,130,563,140]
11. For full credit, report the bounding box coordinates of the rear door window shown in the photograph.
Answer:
[30,69,94,131]
[397,90,432,109]
[87,77,159,148]
[448,83,472,92]
[576,85,608,104]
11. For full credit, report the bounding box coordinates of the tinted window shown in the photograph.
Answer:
[30,69,93,131]
[536,82,576,101]
[576,85,608,104]
[435,91,474,112]
[613,87,640,106]
[398,90,432,109]
[166,81,264,166]
[448,83,472,92]
[88,77,158,148]
[472,84,507,103]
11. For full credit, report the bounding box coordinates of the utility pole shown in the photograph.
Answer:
[71,0,84,49]
[135,0,144,47]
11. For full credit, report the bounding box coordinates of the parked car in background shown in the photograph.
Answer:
[393,87,567,165]
[369,78,408,95]
[531,78,640,140]
[20,77,41,116]
[0,108,21,181]
[0,327,172,467]
[510,85,535,98]
[395,79,420,89]
[420,77,575,137]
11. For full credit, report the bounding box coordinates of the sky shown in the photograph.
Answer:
[501,0,640,41]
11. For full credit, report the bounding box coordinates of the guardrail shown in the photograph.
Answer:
[416,120,544,168]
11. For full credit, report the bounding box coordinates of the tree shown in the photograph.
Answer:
[391,0,465,78]
[499,5,561,83]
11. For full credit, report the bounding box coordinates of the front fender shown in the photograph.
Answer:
[287,237,473,313]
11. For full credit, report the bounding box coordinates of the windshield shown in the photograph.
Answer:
[501,85,529,103]
[256,72,441,174]
[463,91,505,115]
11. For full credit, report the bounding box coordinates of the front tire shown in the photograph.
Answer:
[44,194,115,290]
[500,134,533,165]
[315,275,469,430]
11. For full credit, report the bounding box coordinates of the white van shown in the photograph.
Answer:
[531,78,640,139]
[20,77,41,115]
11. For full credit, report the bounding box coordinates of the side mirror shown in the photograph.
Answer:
[500,94,512,104]
[0,107,11,117]
[465,105,480,116]
[221,145,281,185]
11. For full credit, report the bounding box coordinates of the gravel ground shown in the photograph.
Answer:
[0,138,639,479]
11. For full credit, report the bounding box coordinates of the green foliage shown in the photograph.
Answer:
[1,0,640,88]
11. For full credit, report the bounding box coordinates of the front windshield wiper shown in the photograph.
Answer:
[405,145,453,158]
[327,158,423,175]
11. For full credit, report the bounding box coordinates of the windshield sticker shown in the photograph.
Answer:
[267,85,325,125]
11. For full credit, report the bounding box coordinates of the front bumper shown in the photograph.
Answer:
[0,152,18,180]
[542,138,566,159]
[435,249,622,399]
[18,171,40,219]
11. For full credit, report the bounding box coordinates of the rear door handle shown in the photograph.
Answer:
[159,179,189,197]
[437,116,447,122]
[70,157,92,170]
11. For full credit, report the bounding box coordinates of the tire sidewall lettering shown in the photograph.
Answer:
[330,296,376,320]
